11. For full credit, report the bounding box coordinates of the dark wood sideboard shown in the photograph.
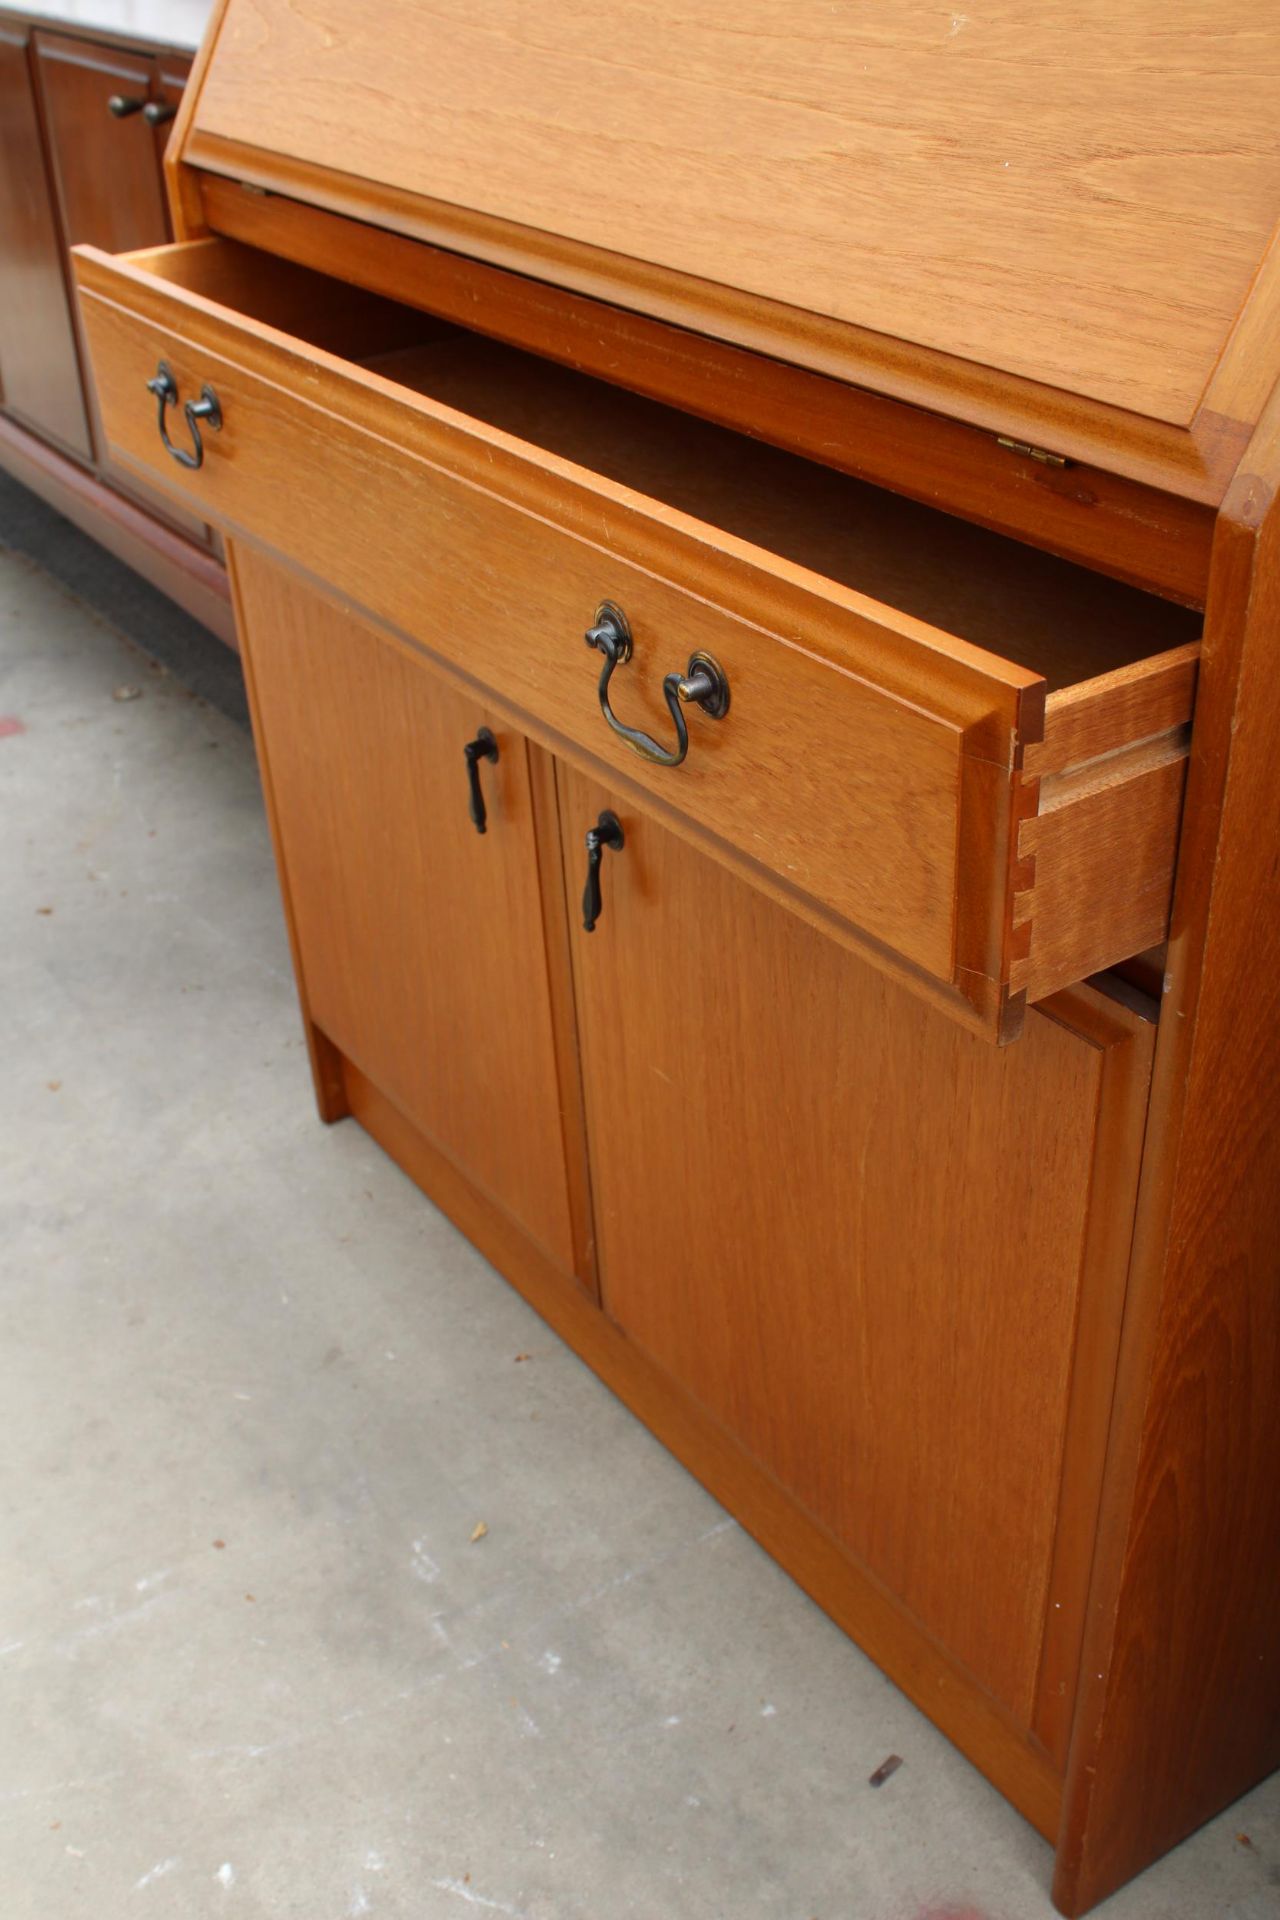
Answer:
[59,3,1280,1910]
[0,1,230,641]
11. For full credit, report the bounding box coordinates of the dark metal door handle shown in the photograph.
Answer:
[463,728,499,834]
[108,93,146,117]
[145,362,221,471]
[582,811,624,932]
[584,602,729,768]
[143,100,177,125]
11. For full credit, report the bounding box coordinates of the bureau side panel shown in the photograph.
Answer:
[1055,397,1280,1914]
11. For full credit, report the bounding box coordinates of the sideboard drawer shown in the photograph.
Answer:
[71,237,1200,1040]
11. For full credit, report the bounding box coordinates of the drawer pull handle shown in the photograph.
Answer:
[145,362,222,471]
[108,93,146,117]
[142,101,177,126]
[582,810,624,933]
[584,602,729,768]
[463,727,499,834]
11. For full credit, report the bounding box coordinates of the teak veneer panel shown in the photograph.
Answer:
[188,0,1280,430]
[232,545,579,1272]
[1055,382,1280,1916]
[557,760,1157,1742]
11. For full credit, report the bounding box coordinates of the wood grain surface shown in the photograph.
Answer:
[189,0,1280,425]
[0,25,92,460]
[1014,651,1196,1004]
[1054,383,1280,1915]
[232,544,579,1272]
[557,759,1155,1738]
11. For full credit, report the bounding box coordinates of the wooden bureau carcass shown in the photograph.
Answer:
[68,4,1280,1909]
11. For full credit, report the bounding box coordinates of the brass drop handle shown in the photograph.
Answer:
[463,728,499,834]
[584,601,729,768]
[108,93,146,117]
[143,100,177,126]
[582,811,624,932]
[145,362,221,471]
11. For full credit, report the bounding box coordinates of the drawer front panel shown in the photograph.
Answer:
[72,240,1193,1040]
[76,253,1035,1029]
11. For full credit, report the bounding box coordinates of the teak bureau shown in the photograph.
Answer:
[68,4,1280,1910]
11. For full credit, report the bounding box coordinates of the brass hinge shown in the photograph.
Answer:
[996,435,1070,468]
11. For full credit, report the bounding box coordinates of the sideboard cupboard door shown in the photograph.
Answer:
[0,28,92,461]
[34,34,170,252]
[33,30,208,545]
[557,762,1156,1777]
[231,546,580,1276]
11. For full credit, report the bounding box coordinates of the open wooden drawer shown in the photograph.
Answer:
[71,237,1201,1041]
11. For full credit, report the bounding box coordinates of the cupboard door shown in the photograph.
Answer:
[558,764,1154,1740]
[233,546,579,1275]
[33,30,206,541]
[34,32,169,251]
[149,52,191,177]
[0,28,91,459]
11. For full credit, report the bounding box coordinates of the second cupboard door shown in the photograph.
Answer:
[557,763,1154,1746]
[232,546,578,1274]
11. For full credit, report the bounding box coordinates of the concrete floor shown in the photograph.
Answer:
[2,519,1278,1920]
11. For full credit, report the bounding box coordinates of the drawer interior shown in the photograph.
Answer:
[144,239,1201,697]
[370,338,1202,695]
